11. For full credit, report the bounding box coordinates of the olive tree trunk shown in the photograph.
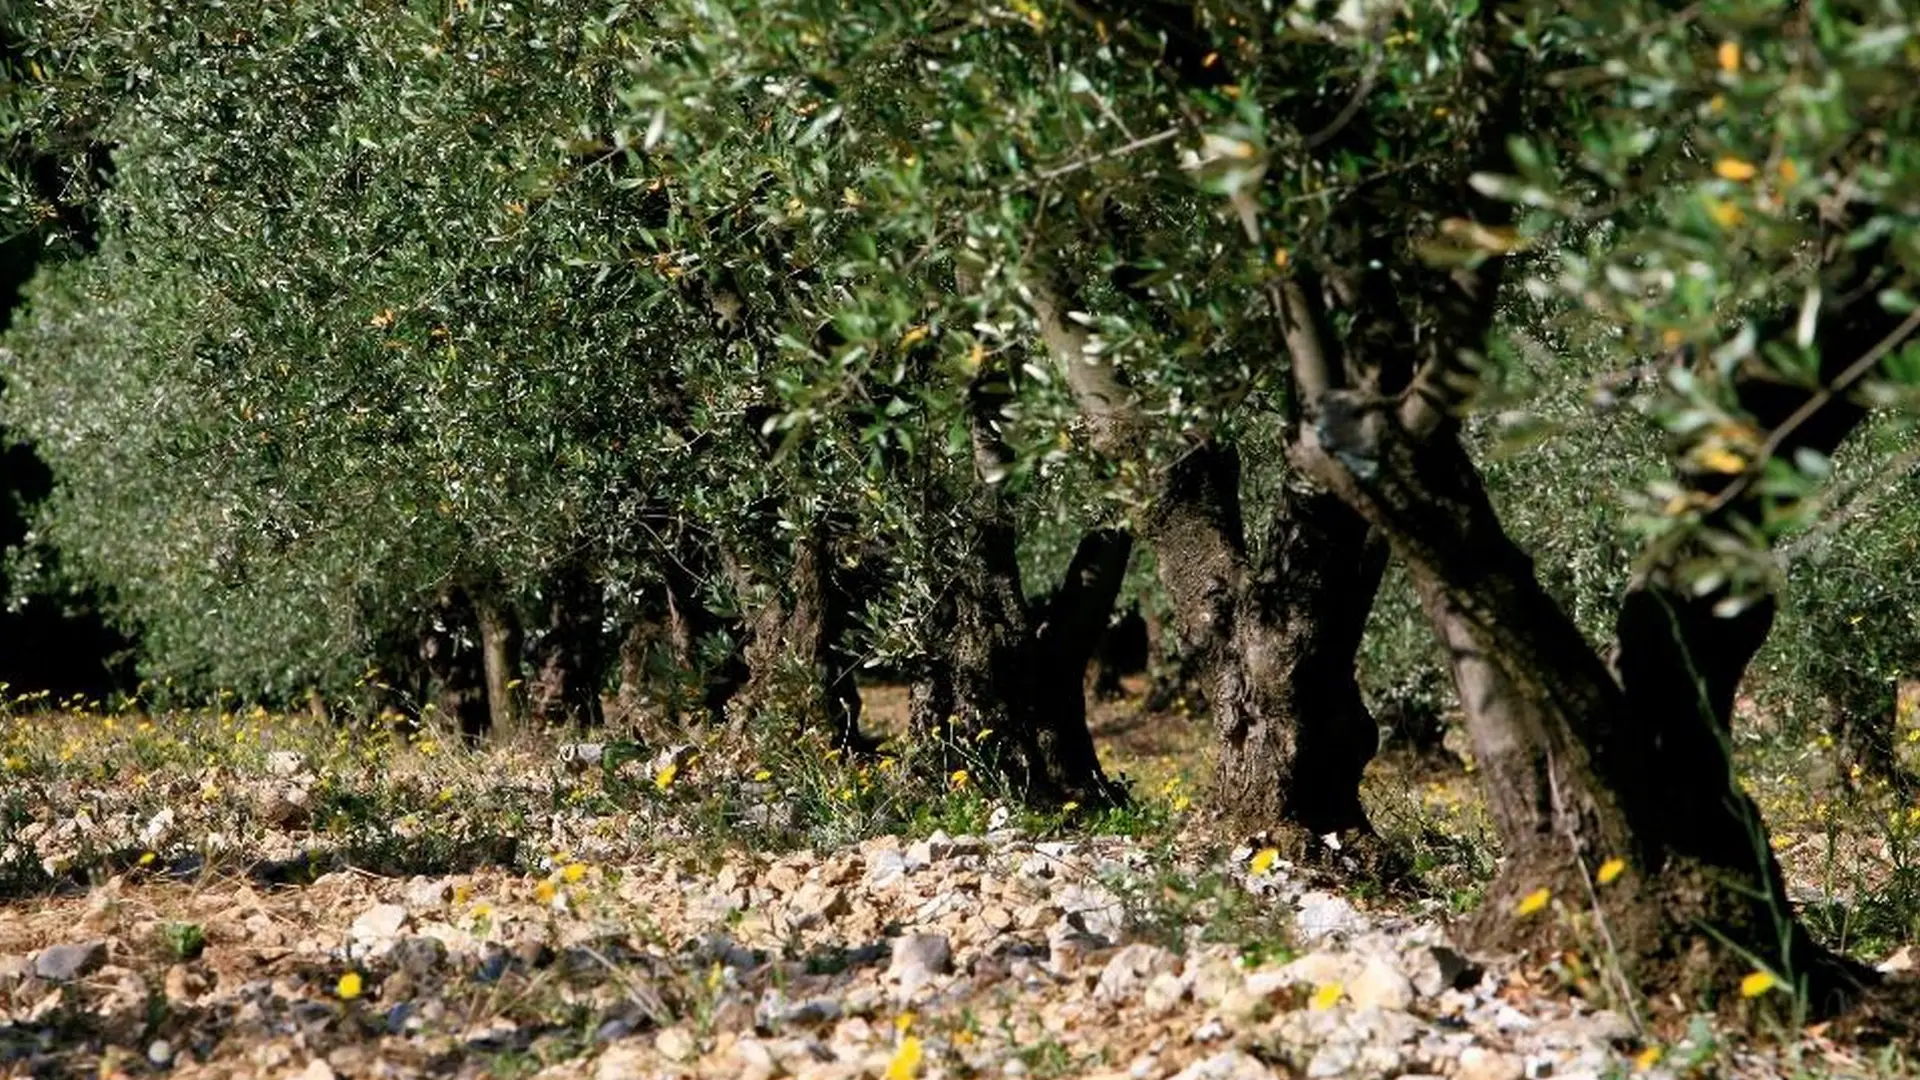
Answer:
[908,370,1130,806]
[1292,235,1908,1010]
[1031,280,1387,839]
[474,591,522,739]
[738,515,877,752]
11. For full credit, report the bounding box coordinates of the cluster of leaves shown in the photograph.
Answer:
[1,3,784,698]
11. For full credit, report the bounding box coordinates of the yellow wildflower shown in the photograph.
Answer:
[1740,970,1779,997]
[562,862,587,884]
[1634,1045,1663,1071]
[336,971,363,1000]
[1715,157,1758,181]
[1696,445,1747,474]
[1718,41,1741,72]
[1514,888,1552,917]
[1309,982,1344,1011]
[886,1035,924,1080]
[1249,848,1280,876]
[1595,858,1627,886]
[655,761,679,791]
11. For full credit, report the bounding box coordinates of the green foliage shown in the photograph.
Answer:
[3,2,768,698]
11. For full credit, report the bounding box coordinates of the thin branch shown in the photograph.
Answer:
[1035,126,1181,182]
[1302,54,1381,151]
[1026,272,1143,458]
[1275,278,1338,401]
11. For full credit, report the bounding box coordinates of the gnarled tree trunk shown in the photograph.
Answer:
[1292,237,1905,1011]
[1146,444,1388,839]
[1031,280,1387,839]
[910,521,1132,805]
[737,514,877,751]
[908,370,1131,806]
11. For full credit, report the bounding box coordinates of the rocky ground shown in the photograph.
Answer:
[3,695,1915,1080]
[4,817,1904,1080]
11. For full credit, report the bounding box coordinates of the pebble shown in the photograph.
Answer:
[1295,891,1369,942]
[1346,955,1414,1011]
[1094,943,1181,1004]
[888,933,952,998]
[34,940,108,981]
[350,903,408,944]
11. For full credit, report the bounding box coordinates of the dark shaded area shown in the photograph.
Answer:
[0,160,132,699]
[1091,602,1149,700]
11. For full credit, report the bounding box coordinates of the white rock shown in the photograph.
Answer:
[594,1041,651,1080]
[1346,955,1413,1011]
[404,877,452,909]
[1055,882,1125,940]
[350,903,408,944]
[1456,1047,1525,1080]
[1143,971,1192,1015]
[1879,945,1915,974]
[653,1026,696,1062]
[1278,952,1354,988]
[1404,943,1476,998]
[1191,1018,1229,1042]
[141,808,175,846]
[266,751,306,777]
[731,1037,780,1080]
[1094,943,1181,1004]
[1306,1041,1359,1079]
[887,933,952,998]
[864,849,909,888]
[1295,891,1368,942]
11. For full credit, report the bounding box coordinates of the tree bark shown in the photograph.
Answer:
[907,370,1130,805]
[528,560,607,728]
[1031,277,1388,839]
[1143,443,1388,838]
[738,515,876,751]
[660,548,750,721]
[911,520,1131,805]
[1295,385,1868,1010]
[474,591,522,739]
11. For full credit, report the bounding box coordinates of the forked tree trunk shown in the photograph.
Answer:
[909,521,1132,805]
[738,516,876,751]
[1146,444,1388,840]
[1296,387,1869,1011]
[528,561,607,728]
[474,592,522,739]
[1031,280,1388,839]
[907,366,1131,806]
